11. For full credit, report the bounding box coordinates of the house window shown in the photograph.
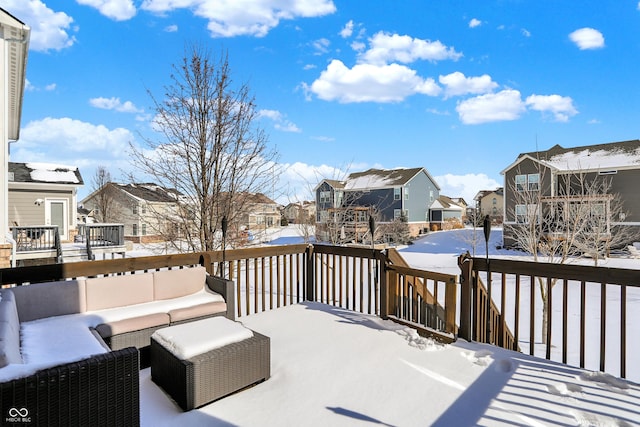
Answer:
[492,197,497,205]
[142,204,147,214]
[132,224,138,236]
[132,205,138,215]
[515,205,527,223]
[319,191,331,204]
[404,187,409,200]
[142,224,147,236]
[394,188,401,200]
[394,209,408,220]
[516,174,540,191]
[515,204,539,224]
[429,190,434,203]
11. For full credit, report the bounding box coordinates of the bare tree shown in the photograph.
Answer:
[129,45,280,252]
[291,202,315,244]
[506,165,633,342]
[90,166,118,223]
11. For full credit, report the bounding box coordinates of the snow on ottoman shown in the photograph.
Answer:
[150,316,270,411]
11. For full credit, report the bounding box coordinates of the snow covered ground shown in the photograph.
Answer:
[134,226,640,426]
[141,302,640,426]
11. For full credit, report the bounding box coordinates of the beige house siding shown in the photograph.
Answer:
[8,187,78,241]
[82,185,179,243]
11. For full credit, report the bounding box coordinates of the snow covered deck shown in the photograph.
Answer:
[140,302,640,426]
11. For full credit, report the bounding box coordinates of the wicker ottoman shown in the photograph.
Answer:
[150,317,270,411]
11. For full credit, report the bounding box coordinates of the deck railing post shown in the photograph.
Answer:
[457,253,473,342]
[305,245,315,302]
[379,251,389,319]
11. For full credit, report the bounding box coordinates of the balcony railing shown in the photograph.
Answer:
[1,244,637,381]
[76,223,125,260]
[10,225,62,263]
[458,253,640,380]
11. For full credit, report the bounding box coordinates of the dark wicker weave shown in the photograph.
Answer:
[0,347,140,427]
[151,331,270,411]
[107,325,168,351]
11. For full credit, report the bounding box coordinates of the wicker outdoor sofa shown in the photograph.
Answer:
[0,265,235,426]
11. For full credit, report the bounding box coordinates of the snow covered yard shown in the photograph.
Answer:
[140,302,640,426]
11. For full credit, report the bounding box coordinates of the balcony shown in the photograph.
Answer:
[9,223,127,265]
[0,243,638,425]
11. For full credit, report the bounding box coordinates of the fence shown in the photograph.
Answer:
[458,253,640,380]
[77,223,125,260]
[0,244,458,340]
[2,243,635,380]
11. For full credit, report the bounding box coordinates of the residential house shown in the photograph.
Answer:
[237,192,281,239]
[474,188,504,223]
[82,183,181,243]
[429,195,466,230]
[8,162,84,242]
[501,139,640,248]
[0,9,30,267]
[315,167,440,243]
[282,201,316,224]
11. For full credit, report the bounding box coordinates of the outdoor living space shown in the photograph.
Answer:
[2,238,640,426]
[141,301,640,426]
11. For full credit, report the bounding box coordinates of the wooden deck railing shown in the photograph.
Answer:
[458,254,518,351]
[2,243,636,380]
[10,225,61,257]
[0,244,458,341]
[77,223,125,260]
[458,253,640,379]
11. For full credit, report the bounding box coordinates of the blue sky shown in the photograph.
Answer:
[5,0,640,204]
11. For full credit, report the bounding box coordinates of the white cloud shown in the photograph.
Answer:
[525,94,578,122]
[279,162,346,202]
[439,72,498,99]
[312,38,330,54]
[426,108,450,116]
[4,0,77,52]
[19,117,134,155]
[436,173,501,203]
[259,109,301,133]
[23,79,57,92]
[456,89,526,125]
[76,0,136,21]
[340,20,354,38]
[308,59,441,103]
[350,41,366,52]
[140,0,336,38]
[164,24,178,32]
[469,18,482,28]
[358,32,462,66]
[521,28,531,37]
[89,97,143,113]
[569,27,605,50]
[311,136,335,142]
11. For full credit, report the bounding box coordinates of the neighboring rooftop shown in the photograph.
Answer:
[8,162,83,185]
[114,183,181,203]
[516,139,640,172]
